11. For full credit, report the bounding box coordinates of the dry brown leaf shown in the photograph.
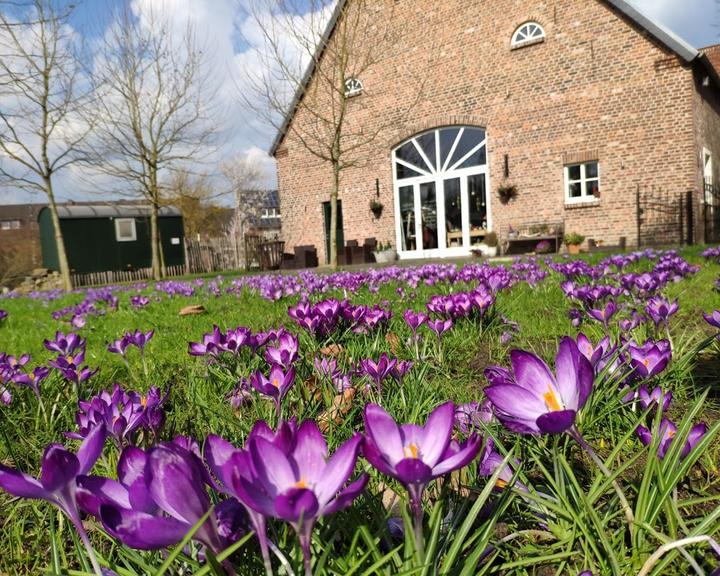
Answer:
[385,332,400,355]
[317,388,356,432]
[319,343,344,357]
[179,304,206,316]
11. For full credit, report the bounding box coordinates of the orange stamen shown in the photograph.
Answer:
[543,388,562,412]
[404,443,420,459]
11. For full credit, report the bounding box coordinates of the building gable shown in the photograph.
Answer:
[270,0,702,157]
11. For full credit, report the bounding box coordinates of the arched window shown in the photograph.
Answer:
[511,22,545,48]
[344,77,363,97]
[392,127,490,256]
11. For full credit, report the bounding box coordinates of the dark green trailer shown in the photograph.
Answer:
[38,205,185,274]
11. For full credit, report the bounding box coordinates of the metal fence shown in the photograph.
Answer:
[704,183,720,244]
[636,186,693,247]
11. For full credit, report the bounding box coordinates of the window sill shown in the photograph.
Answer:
[564,199,600,210]
[511,37,545,50]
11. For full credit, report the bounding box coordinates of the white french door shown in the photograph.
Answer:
[392,127,490,259]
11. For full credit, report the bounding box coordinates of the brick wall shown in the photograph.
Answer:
[276,0,706,262]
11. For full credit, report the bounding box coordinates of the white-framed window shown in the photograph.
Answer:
[704,148,713,185]
[261,207,280,219]
[0,219,21,231]
[114,218,137,242]
[344,77,363,98]
[511,22,545,48]
[564,162,600,204]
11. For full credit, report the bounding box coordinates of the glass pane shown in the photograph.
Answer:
[449,128,486,168]
[443,178,462,248]
[586,180,600,197]
[396,141,427,171]
[457,144,487,169]
[398,185,416,251]
[567,165,581,181]
[396,163,424,180]
[439,127,461,168]
[419,182,437,250]
[568,182,582,198]
[416,132,437,171]
[468,174,487,246]
[586,162,599,178]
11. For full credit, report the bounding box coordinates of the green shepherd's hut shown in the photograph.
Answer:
[38,204,185,274]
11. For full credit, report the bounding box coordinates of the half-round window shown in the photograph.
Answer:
[511,22,545,48]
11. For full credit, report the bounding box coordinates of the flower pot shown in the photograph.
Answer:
[374,249,397,263]
[476,243,497,258]
[370,206,383,219]
[568,244,581,255]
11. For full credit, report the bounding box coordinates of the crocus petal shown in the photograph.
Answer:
[0,465,48,499]
[323,473,369,516]
[76,424,107,475]
[147,446,209,524]
[484,385,547,428]
[536,410,577,434]
[76,476,130,517]
[250,437,296,492]
[364,403,404,463]
[394,458,433,486]
[417,402,454,467]
[274,487,319,524]
[314,434,362,506]
[510,350,557,397]
[431,436,482,476]
[204,434,238,489]
[40,445,80,492]
[99,504,189,550]
[293,421,328,486]
[360,438,397,478]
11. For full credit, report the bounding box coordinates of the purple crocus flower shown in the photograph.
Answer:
[43,331,86,357]
[404,310,428,337]
[234,420,368,574]
[637,385,672,412]
[703,310,720,334]
[427,318,453,339]
[362,402,481,548]
[92,443,228,560]
[587,300,617,327]
[128,329,154,352]
[645,296,679,327]
[130,296,150,308]
[188,325,224,357]
[628,339,671,379]
[0,309,7,323]
[250,364,296,420]
[359,354,398,392]
[483,337,594,435]
[0,425,107,575]
[12,366,50,398]
[576,333,612,368]
[636,419,707,459]
[478,437,527,492]
[454,400,493,434]
[107,336,131,357]
[227,378,253,409]
[265,332,299,368]
[390,360,414,384]
[314,356,338,379]
[0,385,11,404]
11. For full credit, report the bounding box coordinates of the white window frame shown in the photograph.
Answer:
[114,218,137,242]
[344,77,363,98]
[703,148,713,184]
[0,219,20,230]
[261,207,280,219]
[511,22,546,49]
[564,162,600,205]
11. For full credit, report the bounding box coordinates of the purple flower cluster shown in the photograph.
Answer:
[288,299,392,339]
[107,329,155,357]
[44,331,98,386]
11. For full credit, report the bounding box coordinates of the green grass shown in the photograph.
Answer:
[0,247,719,575]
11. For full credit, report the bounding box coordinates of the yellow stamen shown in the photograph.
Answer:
[495,479,508,489]
[67,356,74,364]
[272,378,280,388]
[404,443,420,459]
[643,359,650,368]
[543,388,562,412]
[668,429,676,439]
[140,395,147,408]
[294,478,308,489]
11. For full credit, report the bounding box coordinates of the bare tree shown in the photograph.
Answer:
[242,0,427,267]
[89,5,217,280]
[221,153,268,232]
[0,0,92,289]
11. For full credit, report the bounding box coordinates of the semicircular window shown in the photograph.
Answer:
[393,126,487,181]
[511,22,545,48]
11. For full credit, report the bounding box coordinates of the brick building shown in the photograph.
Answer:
[272,0,720,262]
[0,204,45,279]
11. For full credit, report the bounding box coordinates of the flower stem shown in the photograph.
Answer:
[71,515,103,576]
[409,486,425,563]
[570,428,634,530]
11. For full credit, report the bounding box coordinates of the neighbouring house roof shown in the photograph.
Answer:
[48,204,182,219]
[269,0,706,156]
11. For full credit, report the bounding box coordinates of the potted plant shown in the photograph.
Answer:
[497,184,517,205]
[477,231,499,258]
[564,232,585,255]
[369,199,384,219]
[373,240,397,263]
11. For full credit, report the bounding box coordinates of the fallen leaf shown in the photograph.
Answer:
[319,343,344,357]
[318,388,356,432]
[385,332,400,355]
[179,305,206,316]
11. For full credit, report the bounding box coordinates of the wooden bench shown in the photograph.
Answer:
[504,223,564,255]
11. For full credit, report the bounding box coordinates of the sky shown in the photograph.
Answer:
[0,0,718,206]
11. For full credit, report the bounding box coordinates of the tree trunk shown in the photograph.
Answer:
[150,203,161,280]
[44,177,72,290]
[329,165,339,269]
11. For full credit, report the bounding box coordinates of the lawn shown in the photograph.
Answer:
[0,247,719,575]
